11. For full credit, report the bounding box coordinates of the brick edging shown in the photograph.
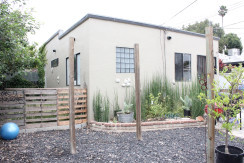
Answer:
[90,119,205,132]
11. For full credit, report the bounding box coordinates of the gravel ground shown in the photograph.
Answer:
[0,127,244,163]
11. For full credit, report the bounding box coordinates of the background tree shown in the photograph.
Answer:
[182,19,225,52]
[222,33,243,54]
[182,19,243,54]
[0,0,39,85]
[218,5,228,29]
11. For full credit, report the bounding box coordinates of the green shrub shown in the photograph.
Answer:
[4,74,37,88]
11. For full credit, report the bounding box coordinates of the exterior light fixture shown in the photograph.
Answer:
[53,49,56,52]
[167,36,172,40]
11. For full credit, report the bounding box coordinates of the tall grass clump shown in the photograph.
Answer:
[188,79,205,118]
[93,91,110,122]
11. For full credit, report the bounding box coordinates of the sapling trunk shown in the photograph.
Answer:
[225,111,230,154]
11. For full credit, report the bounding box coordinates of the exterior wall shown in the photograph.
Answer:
[45,17,219,122]
[88,19,219,120]
[45,20,90,89]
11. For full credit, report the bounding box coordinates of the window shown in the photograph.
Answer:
[197,55,217,77]
[66,53,80,86]
[175,53,191,81]
[116,47,134,73]
[51,58,59,67]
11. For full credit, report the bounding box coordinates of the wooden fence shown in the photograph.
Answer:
[0,88,87,129]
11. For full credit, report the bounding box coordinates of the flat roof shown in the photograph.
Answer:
[44,14,220,45]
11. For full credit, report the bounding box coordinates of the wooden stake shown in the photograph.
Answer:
[134,44,142,140]
[206,26,215,163]
[69,37,76,154]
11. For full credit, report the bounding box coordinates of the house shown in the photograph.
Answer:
[44,14,219,122]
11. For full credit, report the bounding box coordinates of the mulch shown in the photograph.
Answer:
[0,127,244,163]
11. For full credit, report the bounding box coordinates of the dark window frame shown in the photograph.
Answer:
[51,58,59,67]
[66,53,80,86]
[175,53,191,82]
[197,55,217,78]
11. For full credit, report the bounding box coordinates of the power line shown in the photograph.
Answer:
[161,0,198,25]
[224,20,244,27]
[173,1,244,28]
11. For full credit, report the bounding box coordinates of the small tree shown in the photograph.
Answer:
[199,64,244,154]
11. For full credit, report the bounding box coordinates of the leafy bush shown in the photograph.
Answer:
[3,74,37,88]
[147,93,166,118]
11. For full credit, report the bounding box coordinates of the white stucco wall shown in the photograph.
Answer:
[45,17,219,122]
[45,20,90,89]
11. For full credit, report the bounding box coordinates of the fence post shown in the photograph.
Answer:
[134,43,142,140]
[206,26,215,163]
[69,37,76,154]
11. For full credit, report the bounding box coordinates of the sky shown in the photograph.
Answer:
[26,0,244,48]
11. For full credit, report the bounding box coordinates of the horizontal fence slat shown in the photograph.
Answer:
[25,96,57,100]
[0,104,24,108]
[25,106,57,112]
[0,114,24,119]
[26,101,56,105]
[0,120,25,126]
[26,112,57,117]
[24,89,57,95]
[58,109,87,115]
[26,117,57,122]
[57,95,86,99]
[58,114,87,120]
[0,108,24,113]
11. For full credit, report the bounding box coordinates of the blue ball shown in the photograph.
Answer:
[0,122,19,140]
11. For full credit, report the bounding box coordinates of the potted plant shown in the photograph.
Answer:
[180,95,192,117]
[117,102,134,123]
[199,64,244,163]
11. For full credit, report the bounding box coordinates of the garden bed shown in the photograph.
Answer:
[1,127,243,162]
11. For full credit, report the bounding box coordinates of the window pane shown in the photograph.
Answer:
[126,69,130,73]
[121,68,125,73]
[121,63,125,68]
[197,55,206,77]
[76,54,80,85]
[130,53,134,58]
[121,58,125,63]
[175,53,183,81]
[121,48,125,53]
[116,58,120,62]
[125,58,129,63]
[116,68,120,73]
[116,63,121,68]
[126,64,130,68]
[125,53,129,58]
[183,54,191,81]
[66,58,69,85]
[130,59,134,63]
[130,68,134,73]
[183,70,191,81]
[125,48,129,53]
[116,53,120,57]
[116,47,120,52]
[121,53,125,58]
[130,49,134,53]
[130,63,134,68]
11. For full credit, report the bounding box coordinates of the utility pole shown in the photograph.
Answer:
[205,27,215,163]
[69,37,76,154]
[134,43,142,140]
